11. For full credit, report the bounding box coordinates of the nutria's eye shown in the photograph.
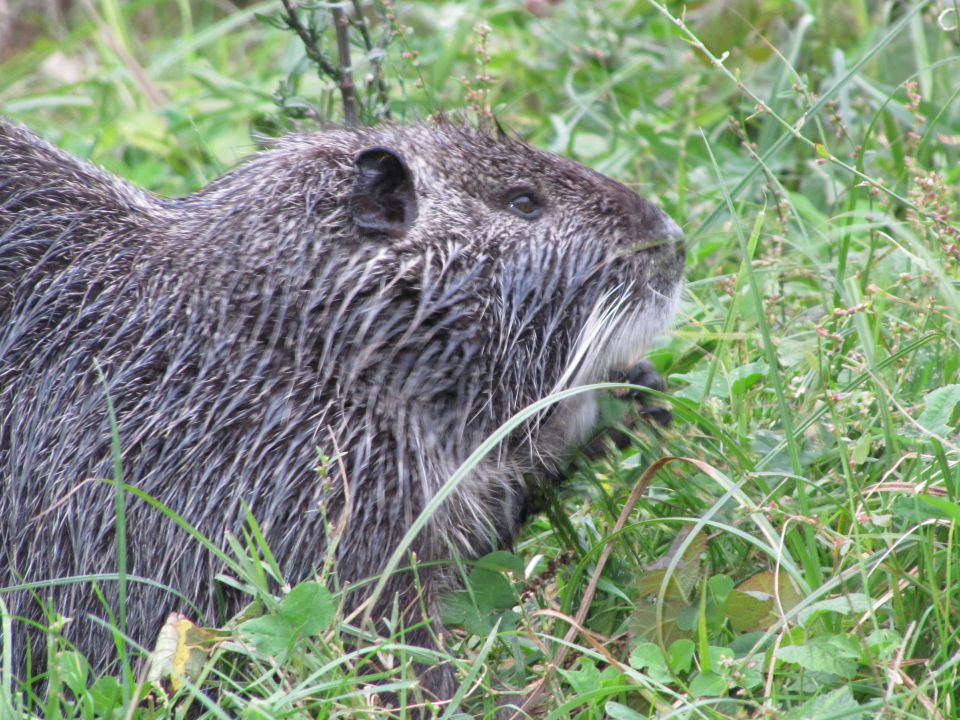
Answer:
[506,192,543,220]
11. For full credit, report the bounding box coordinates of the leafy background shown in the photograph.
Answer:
[1,0,959,718]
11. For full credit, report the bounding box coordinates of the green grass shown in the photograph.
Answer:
[2,0,960,717]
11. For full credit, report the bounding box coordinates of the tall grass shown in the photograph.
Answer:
[1,0,958,717]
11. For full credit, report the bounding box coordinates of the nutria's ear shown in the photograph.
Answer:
[351,147,418,237]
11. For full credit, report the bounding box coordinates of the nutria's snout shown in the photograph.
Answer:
[630,209,686,281]
[658,212,687,276]
[669,223,687,260]
[661,212,686,254]
[671,235,687,274]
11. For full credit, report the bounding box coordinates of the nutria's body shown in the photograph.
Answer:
[0,118,683,704]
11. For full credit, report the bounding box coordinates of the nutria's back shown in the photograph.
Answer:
[0,118,683,703]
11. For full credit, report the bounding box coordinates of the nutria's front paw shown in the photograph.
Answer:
[615,359,672,427]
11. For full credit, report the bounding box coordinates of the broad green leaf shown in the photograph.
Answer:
[475,550,525,574]
[689,670,727,697]
[277,582,335,636]
[628,642,672,683]
[639,533,707,599]
[630,596,687,645]
[796,593,871,627]
[776,635,859,678]
[677,603,699,632]
[851,431,872,465]
[726,572,803,631]
[667,638,695,675]
[729,631,767,656]
[605,701,647,720]
[864,628,903,664]
[917,385,960,437]
[726,589,772,632]
[784,686,865,720]
[90,675,122,716]
[673,368,729,401]
[688,0,782,61]
[55,651,89,699]
[916,494,960,524]
[238,614,296,658]
[734,653,765,690]
[729,361,767,397]
[708,574,734,606]
[469,568,516,611]
[559,657,601,696]
[632,534,707,645]
[440,590,516,636]
[707,645,733,668]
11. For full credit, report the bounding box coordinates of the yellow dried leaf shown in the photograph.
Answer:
[147,612,215,691]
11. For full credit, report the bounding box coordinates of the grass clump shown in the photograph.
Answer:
[2,0,959,718]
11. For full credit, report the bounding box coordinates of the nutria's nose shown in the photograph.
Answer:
[660,213,686,260]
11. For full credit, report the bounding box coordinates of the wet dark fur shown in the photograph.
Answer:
[0,119,684,706]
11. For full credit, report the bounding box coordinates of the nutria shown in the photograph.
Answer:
[0,117,684,707]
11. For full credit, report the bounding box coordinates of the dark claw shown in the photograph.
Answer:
[638,405,672,427]
[615,359,671,427]
[618,358,666,394]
